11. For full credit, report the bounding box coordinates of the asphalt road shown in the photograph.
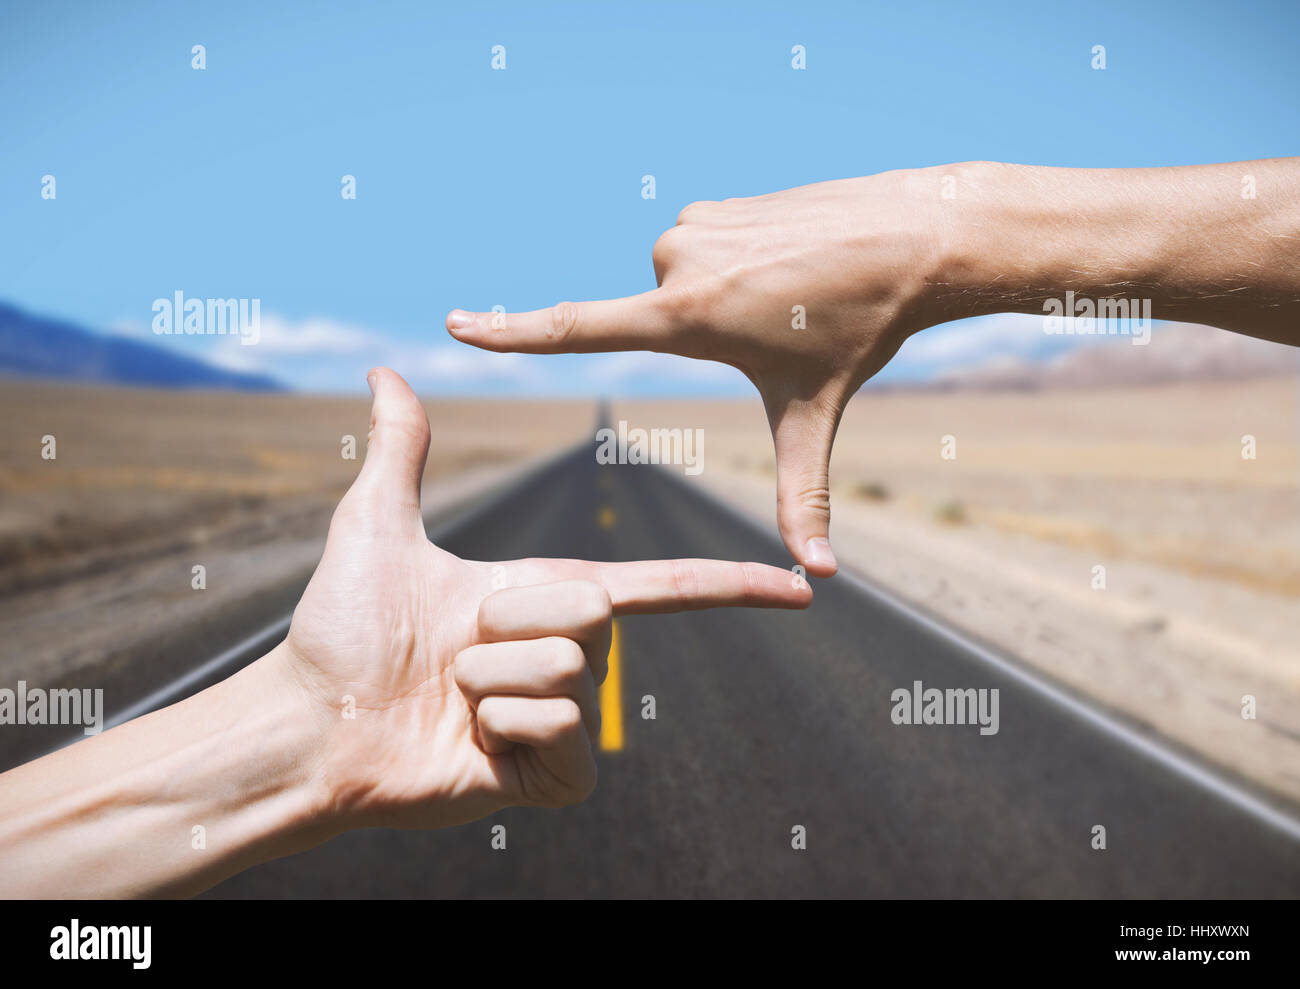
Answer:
[192,437,1300,898]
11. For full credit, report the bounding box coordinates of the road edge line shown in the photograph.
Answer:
[657,464,1300,845]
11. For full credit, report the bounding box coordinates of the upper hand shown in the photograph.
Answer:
[445,169,951,576]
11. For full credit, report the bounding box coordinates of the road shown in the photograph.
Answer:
[192,435,1300,897]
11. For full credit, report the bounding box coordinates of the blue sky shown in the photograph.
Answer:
[2,0,1297,394]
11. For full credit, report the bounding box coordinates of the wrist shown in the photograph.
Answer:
[258,638,394,834]
[241,643,348,832]
[853,164,977,339]
[923,160,1175,324]
[196,645,346,869]
[923,160,1050,322]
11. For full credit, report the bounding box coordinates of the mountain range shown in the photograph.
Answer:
[0,301,281,391]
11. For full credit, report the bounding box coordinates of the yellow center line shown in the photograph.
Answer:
[598,620,624,752]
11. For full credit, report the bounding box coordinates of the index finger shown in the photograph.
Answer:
[536,558,814,615]
[445,292,672,354]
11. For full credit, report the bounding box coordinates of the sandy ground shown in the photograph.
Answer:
[0,382,592,688]
[615,376,1300,805]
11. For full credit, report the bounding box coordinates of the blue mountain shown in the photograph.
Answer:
[0,301,282,391]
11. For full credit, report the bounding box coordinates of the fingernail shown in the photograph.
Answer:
[803,537,838,572]
[366,370,377,396]
[446,310,476,331]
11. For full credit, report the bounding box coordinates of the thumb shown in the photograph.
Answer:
[765,390,842,578]
[356,367,430,522]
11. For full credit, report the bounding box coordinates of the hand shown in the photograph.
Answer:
[445,169,953,577]
[280,368,812,830]
[447,159,1300,578]
[0,366,809,898]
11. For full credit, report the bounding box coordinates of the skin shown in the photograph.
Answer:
[446,157,1300,578]
[0,368,811,898]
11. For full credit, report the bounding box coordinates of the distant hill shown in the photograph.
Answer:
[0,301,282,391]
[872,320,1300,393]
[936,322,1299,390]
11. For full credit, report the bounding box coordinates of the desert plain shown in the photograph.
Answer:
[1,372,1297,805]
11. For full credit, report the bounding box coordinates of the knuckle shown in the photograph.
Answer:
[676,200,713,225]
[669,559,701,601]
[547,301,580,343]
[550,638,587,684]
[475,593,505,636]
[452,649,475,690]
[651,226,686,267]
[656,281,715,331]
[375,393,432,445]
[393,399,431,434]
[474,695,502,729]
[569,580,612,628]
[779,483,832,519]
[554,699,585,735]
[402,410,432,444]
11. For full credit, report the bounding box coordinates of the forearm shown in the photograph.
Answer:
[0,645,337,898]
[928,158,1300,342]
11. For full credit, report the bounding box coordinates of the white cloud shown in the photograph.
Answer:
[416,348,547,389]
[107,317,152,339]
[897,313,1046,366]
[251,315,377,355]
[162,313,393,389]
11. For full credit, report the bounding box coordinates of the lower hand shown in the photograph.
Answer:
[280,368,812,830]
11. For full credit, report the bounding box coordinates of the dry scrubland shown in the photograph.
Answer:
[617,376,1300,804]
[0,382,591,688]
[2,376,1297,805]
